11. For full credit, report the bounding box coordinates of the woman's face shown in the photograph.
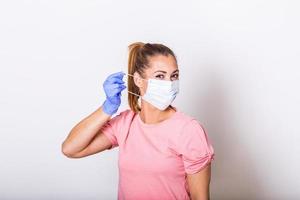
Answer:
[134,54,179,96]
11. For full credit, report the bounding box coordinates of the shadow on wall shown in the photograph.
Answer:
[192,64,265,200]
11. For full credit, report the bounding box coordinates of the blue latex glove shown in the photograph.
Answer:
[101,71,126,115]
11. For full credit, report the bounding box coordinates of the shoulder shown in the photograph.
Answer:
[117,108,136,119]
[167,110,215,162]
[173,109,202,129]
[109,108,136,125]
[102,108,136,138]
[168,109,207,142]
[173,110,209,143]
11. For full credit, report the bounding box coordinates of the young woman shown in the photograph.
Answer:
[62,42,215,200]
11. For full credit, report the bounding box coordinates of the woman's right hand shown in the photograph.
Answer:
[101,71,126,115]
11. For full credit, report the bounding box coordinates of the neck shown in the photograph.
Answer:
[138,100,176,124]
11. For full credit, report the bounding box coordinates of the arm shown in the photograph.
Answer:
[187,163,212,200]
[61,106,112,158]
[61,71,126,158]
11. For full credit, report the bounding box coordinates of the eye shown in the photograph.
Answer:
[172,74,179,79]
[156,74,165,79]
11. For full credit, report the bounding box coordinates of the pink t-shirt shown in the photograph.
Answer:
[101,107,215,200]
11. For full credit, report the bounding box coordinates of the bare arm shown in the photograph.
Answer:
[187,163,212,200]
[61,105,112,158]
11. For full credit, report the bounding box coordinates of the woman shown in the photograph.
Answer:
[62,42,215,200]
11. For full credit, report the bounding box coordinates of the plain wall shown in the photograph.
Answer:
[0,0,299,199]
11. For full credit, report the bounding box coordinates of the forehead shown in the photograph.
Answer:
[146,55,178,73]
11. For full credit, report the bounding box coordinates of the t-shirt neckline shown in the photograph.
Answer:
[136,106,180,128]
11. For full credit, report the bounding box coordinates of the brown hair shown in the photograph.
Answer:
[127,42,177,113]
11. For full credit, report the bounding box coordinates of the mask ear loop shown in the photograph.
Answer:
[125,73,147,81]
[123,73,146,97]
[128,90,141,97]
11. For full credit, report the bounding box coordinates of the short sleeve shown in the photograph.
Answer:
[100,111,125,150]
[177,119,215,174]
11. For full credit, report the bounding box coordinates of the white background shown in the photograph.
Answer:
[0,0,299,199]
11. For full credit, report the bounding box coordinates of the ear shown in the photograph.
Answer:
[133,71,144,88]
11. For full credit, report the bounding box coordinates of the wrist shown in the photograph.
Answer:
[102,99,118,115]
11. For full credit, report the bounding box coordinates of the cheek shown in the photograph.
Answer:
[140,82,148,95]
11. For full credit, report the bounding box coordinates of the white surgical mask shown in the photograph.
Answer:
[124,73,179,110]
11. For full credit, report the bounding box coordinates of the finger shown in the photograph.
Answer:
[107,77,125,84]
[114,84,126,93]
[119,85,126,90]
[106,83,123,91]
[117,92,121,97]
[107,71,125,80]
[110,88,124,97]
[116,85,127,96]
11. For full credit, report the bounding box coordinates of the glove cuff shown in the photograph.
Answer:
[102,99,118,116]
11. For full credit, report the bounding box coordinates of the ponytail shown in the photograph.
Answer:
[127,42,144,113]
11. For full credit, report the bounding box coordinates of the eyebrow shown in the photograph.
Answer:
[154,69,179,74]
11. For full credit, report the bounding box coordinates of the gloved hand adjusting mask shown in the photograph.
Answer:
[124,73,179,110]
